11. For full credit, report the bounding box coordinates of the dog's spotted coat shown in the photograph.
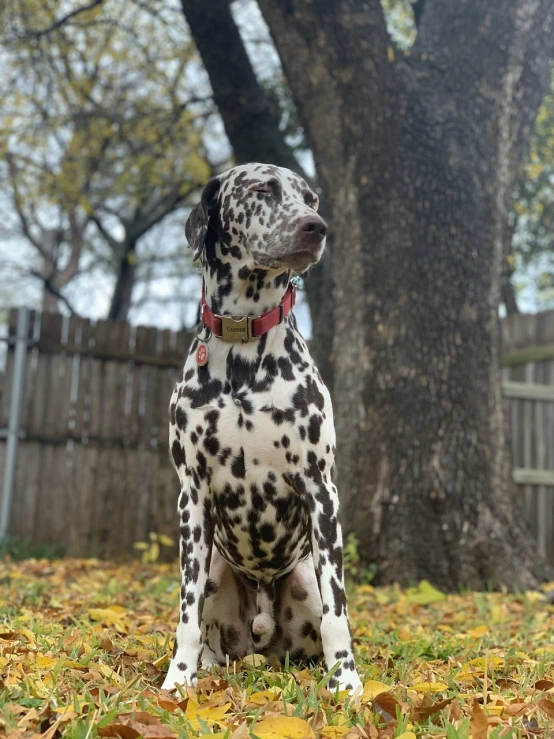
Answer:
[162,164,361,693]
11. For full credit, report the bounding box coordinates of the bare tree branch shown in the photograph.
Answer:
[9,0,105,41]
[29,270,81,316]
[127,186,197,242]
[90,214,119,249]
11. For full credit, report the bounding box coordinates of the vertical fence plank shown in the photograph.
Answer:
[0,310,18,429]
[546,361,554,564]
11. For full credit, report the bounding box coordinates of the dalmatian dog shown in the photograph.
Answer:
[162,163,361,694]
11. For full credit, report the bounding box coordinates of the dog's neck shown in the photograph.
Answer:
[202,255,291,317]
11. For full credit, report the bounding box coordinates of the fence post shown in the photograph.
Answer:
[0,307,30,540]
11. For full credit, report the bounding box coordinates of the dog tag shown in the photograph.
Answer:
[196,343,208,366]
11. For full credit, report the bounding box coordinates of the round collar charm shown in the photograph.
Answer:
[196,343,208,366]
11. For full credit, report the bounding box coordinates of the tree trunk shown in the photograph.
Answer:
[42,283,59,313]
[502,269,520,316]
[502,212,520,316]
[108,241,136,322]
[181,0,334,386]
[258,0,554,590]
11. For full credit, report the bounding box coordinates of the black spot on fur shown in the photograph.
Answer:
[308,414,322,444]
[171,440,186,468]
[231,450,245,479]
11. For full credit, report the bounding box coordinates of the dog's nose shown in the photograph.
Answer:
[299,215,327,238]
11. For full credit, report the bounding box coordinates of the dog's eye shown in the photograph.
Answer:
[250,185,271,195]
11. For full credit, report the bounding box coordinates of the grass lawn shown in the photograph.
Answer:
[1,558,553,739]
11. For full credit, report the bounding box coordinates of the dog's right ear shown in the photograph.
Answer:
[185,177,221,262]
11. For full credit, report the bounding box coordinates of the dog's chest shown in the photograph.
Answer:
[171,324,333,581]
[186,391,313,581]
[211,456,311,582]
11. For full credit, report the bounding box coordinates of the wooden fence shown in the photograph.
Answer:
[501,309,554,564]
[1,307,554,561]
[0,309,192,557]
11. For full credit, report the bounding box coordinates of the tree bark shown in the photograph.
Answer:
[502,274,520,316]
[181,0,334,386]
[108,240,136,322]
[258,0,554,590]
[501,239,520,316]
[38,221,83,314]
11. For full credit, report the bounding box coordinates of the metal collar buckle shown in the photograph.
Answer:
[219,314,255,342]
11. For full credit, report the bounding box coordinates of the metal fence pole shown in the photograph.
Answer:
[0,307,30,539]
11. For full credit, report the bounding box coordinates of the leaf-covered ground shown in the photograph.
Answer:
[1,558,554,739]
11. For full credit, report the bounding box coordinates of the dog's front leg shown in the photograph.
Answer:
[306,478,362,694]
[162,478,213,690]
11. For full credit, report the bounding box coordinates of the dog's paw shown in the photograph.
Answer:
[200,645,220,669]
[161,657,197,691]
[328,670,362,697]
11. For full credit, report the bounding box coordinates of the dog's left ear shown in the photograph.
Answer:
[185,177,221,262]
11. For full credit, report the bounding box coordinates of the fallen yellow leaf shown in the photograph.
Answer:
[92,661,125,686]
[534,646,554,656]
[362,680,392,701]
[88,608,129,631]
[242,653,267,668]
[467,625,488,638]
[37,655,84,669]
[410,682,448,693]
[248,688,283,705]
[319,727,350,737]
[469,657,504,670]
[185,702,232,730]
[254,716,315,739]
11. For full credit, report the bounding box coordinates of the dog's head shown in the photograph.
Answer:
[185,163,326,273]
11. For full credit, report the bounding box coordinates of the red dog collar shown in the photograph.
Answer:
[201,283,296,342]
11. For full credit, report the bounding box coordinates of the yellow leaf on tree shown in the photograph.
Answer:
[410,682,448,693]
[254,716,315,739]
[363,681,393,701]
